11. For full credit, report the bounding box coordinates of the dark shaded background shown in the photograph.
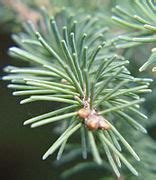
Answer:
[0,34,61,180]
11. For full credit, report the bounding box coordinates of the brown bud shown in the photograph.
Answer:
[78,108,89,119]
[98,116,110,130]
[85,114,99,130]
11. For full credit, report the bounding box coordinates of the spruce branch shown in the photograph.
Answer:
[3,8,152,178]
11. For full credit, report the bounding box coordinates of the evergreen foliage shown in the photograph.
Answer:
[1,0,156,179]
[112,0,156,71]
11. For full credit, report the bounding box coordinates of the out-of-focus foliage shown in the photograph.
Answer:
[0,0,114,33]
[112,0,156,71]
